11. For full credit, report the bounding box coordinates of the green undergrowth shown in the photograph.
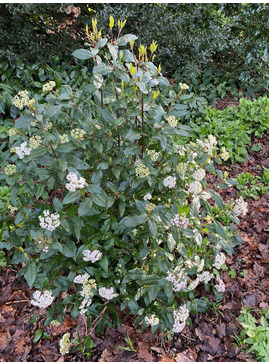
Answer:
[234,307,269,362]
[176,97,269,163]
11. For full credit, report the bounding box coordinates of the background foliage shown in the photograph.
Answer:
[0,3,268,97]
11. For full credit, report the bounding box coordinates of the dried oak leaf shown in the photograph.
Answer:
[0,331,12,351]
[137,341,153,362]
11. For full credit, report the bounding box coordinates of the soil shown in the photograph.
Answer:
[0,107,268,362]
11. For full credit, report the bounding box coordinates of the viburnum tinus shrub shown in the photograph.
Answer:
[1,18,246,342]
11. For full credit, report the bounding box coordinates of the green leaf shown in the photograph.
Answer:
[31,147,48,158]
[167,234,176,252]
[215,221,227,239]
[24,260,37,287]
[33,329,43,343]
[99,255,109,272]
[62,190,81,205]
[61,219,70,232]
[72,49,92,60]
[120,214,148,228]
[78,197,92,217]
[148,219,157,237]
[14,115,33,129]
[122,268,144,284]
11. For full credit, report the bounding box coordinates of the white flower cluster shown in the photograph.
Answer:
[29,135,42,149]
[145,202,156,214]
[179,82,189,90]
[8,205,19,214]
[192,168,206,181]
[198,134,217,155]
[163,176,177,188]
[59,333,71,355]
[146,149,160,161]
[31,121,37,127]
[42,81,56,93]
[39,210,60,232]
[71,128,86,140]
[59,134,69,144]
[5,164,16,176]
[79,279,97,314]
[98,287,118,300]
[145,314,159,326]
[220,146,229,161]
[43,246,49,253]
[167,115,177,127]
[73,273,90,284]
[8,128,17,137]
[66,172,86,191]
[188,181,202,195]
[12,90,34,110]
[215,276,225,293]
[143,193,152,201]
[172,304,189,333]
[187,278,200,291]
[15,141,32,159]
[233,196,248,216]
[166,267,188,292]
[197,271,214,284]
[82,249,102,263]
[213,252,226,270]
[44,122,53,131]
[31,290,54,309]
[171,214,189,229]
[135,161,150,178]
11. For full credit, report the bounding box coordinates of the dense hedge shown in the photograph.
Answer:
[0,3,268,95]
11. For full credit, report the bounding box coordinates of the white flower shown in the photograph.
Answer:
[188,181,202,195]
[166,267,188,292]
[12,90,32,110]
[172,304,189,333]
[171,214,189,229]
[42,246,49,253]
[31,290,54,308]
[135,161,150,178]
[39,210,60,232]
[179,82,189,90]
[143,193,152,201]
[15,142,32,159]
[213,253,226,270]
[71,128,86,140]
[59,134,69,144]
[172,321,186,333]
[197,271,214,284]
[220,146,229,161]
[215,276,225,293]
[66,172,86,191]
[146,149,160,161]
[167,115,177,128]
[59,333,71,355]
[98,287,118,300]
[187,278,200,291]
[82,249,102,263]
[43,81,56,93]
[163,176,177,188]
[78,279,96,313]
[192,168,206,181]
[145,314,159,326]
[233,196,248,216]
[5,164,16,176]
[73,273,90,284]
[29,135,42,149]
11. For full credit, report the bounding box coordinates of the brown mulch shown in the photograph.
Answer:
[0,131,268,361]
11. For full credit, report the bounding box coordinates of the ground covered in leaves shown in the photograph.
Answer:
[0,102,268,362]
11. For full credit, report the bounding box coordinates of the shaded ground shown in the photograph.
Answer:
[0,132,268,361]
